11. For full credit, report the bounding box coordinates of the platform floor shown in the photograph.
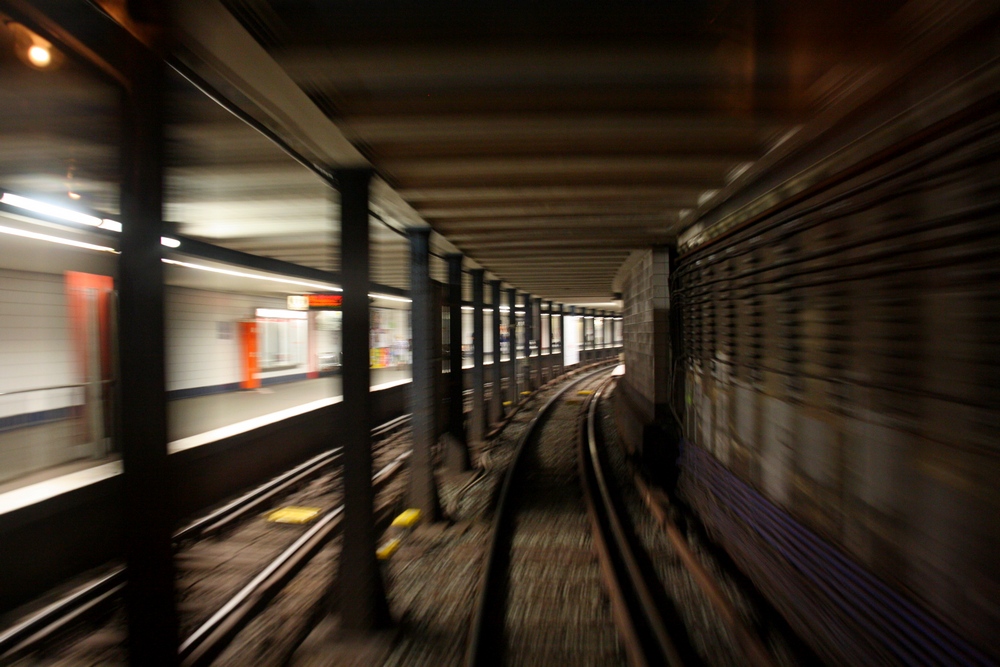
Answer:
[167,368,411,441]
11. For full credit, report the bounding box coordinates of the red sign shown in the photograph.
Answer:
[308,293,343,310]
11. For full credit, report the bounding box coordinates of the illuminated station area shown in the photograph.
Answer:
[0,2,996,667]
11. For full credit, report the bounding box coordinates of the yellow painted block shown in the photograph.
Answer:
[520,391,532,396]
[266,506,322,524]
[392,508,422,528]
[502,401,512,407]
[376,538,401,560]
[577,390,595,396]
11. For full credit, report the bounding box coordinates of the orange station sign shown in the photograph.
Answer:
[288,293,343,311]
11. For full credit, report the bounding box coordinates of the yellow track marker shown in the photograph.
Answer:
[577,390,595,396]
[520,391,532,396]
[376,538,401,560]
[392,508,422,528]
[502,401,512,407]
[266,506,322,524]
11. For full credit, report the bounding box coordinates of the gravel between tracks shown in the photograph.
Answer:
[597,383,812,667]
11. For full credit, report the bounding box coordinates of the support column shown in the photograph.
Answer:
[533,297,543,386]
[542,301,555,382]
[119,43,177,666]
[598,310,605,357]
[445,254,470,471]
[470,269,486,448]
[506,287,518,408]
[558,303,565,372]
[584,309,590,361]
[568,306,577,367]
[335,168,390,631]
[490,280,503,423]
[407,228,441,521]
[522,293,533,391]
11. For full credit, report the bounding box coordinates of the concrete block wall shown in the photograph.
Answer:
[615,247,672,455]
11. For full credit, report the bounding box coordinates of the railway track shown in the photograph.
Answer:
[0,415,412,666]
[466,364,798,667]
[466,366,639,666]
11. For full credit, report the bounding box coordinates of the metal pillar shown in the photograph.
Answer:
[522,293,533,391]
[470,269,486,447]
[586,309,593,361]
[335,168,390,631]
[558,303,565,373]
[543,300,553,381]
[490,280,503,423]
[533,297,543,386]
[445,254,471,470]
[590,309,598,359]
[119,44,178,667]
[407,228,442,521]
[506,287,518,408]
[568,306,577,367]
[598,310,605,357]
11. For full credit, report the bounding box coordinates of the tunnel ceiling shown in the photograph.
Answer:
[186,0,907,302]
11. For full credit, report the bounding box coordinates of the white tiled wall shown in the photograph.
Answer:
[0,268,76,418]
[164,286,288,391]
[0,269,89,483]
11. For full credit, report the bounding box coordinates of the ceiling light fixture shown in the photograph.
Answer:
[160,237,181,248]
[0,192,102,227]
[26,43,50,68]
[369,293,411,303]
[0,223,118,253]
[161,258,339,292]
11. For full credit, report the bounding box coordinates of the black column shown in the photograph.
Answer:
[583,308,595,361]
[568,306,577,367]
[522,293,533,391]
[407,228,442,521]
[558,303,566,372]
[335,168,390,631]
[543,300,552,381]
[119,44,177,667]
[598,310,605,356]
[470,269,486,448]
[490,280,503,423]
[506,287,518,408]
[533,297,543,386]
[445,254,470,470]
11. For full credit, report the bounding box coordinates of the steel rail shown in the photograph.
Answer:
[0,414,411,663]
[464,365,612,667]
[578,376,684,667]
[178,449,411,667]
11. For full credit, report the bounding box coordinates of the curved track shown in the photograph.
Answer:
[466,366,629,667]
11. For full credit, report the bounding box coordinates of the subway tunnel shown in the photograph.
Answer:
[0,1,997,665]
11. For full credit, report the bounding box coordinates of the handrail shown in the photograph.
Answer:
[0,381,112,398]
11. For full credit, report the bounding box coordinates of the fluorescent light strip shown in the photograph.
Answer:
[161,258,339,291]
[160,237,180,248]
[256,308,307,319]
[369,293,411,303]
[0,192,102,227]
[0,224,118,253]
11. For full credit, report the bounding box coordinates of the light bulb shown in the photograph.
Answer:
[27,44,51,68]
